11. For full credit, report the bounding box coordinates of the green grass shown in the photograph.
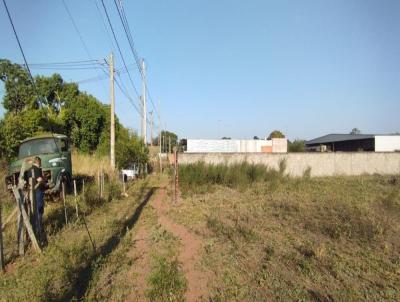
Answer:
[0,178,153,301]
[146,256,187,302]
[179,161,287,194]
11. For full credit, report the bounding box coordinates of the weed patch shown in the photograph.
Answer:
[146,256,187,302]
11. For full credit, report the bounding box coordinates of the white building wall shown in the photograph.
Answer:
[375,136,400,152]
[272,138,288,153]
[186,139,285,153]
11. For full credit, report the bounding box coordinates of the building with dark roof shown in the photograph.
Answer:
[306,134,400,152]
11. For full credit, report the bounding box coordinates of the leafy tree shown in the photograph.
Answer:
[154,130,178,153]
[288,139,306,152]
[0,59,37,113]
[0,109,47,159]
[61,93,108,153]
[267,130,285,140]
[350,128,361,135]
[36,73,78,114]
[253,136,259,140]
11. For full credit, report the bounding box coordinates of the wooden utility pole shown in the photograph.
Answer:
[149,110,153,146]
[0,202,5,271]
[110,52,115,171]
[141,59,147,145]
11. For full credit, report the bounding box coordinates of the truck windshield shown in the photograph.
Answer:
[18,138,60,159]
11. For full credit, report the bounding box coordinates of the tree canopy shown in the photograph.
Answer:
[267,130,285,140]
[0,59,148,168]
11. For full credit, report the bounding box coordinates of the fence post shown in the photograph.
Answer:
[62,181,68,225]
[73,180,78,219]
[174,147,179,202]
[0,202,5,271]
[17,190,24,256]
[122,176,126,194]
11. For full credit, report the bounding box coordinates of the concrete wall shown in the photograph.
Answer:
[179,152,400,177]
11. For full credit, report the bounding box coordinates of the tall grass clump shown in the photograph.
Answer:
[72,152,112,177]
[179,162,283,193]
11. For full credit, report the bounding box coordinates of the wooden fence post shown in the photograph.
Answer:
[82,179,85,196]
[73,180,78,219]
[12,187,41,253]
[0,202,5,271]
[62,181,68,225]
[174,148,179,202]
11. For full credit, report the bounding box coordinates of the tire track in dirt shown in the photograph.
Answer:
[152,187,210,302]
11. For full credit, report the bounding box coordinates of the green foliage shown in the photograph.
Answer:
[179,162,284,193]
[0,59,148,165]
[288,139,306,152]
[267,130,285,140]
[62,93,108,152]
[154,130,178,153]
[0,109,48,159]
[36,73,78,113]
[0,59,37,113]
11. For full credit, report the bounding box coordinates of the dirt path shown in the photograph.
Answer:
[126,225,151,301]
[152,187,210,302]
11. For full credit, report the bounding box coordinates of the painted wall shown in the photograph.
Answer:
[375,136,400,152]
[186,139,287,153]
[179,152,400,177]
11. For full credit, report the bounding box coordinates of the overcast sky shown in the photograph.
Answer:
[1,0,399,140]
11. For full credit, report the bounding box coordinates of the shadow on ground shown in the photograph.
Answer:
[57,185,156,301]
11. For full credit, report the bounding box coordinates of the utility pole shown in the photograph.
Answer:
[110,52,115,171]
[141,59,147,145]
[150,110,154,146]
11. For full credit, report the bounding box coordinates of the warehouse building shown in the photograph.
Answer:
[186,138,287,153]
[306,134,400,152]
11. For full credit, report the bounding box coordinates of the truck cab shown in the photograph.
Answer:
[6,134,72,194]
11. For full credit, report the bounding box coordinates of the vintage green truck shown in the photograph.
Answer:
[5,134,72,194]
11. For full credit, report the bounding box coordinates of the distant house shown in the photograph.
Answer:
[186,138,287,153]
[306,134,400,152]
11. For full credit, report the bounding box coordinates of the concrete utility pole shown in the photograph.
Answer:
[141,59,147,145]
[110,52,115,171]
[150,110,153,146]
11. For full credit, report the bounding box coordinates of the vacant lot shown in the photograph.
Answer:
[1,161,399,301]
[167,163,400,301]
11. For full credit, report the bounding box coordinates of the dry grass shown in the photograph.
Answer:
[168,168,400,301]
[72,152,113,177]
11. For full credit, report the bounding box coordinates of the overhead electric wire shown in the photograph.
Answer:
[2,0,61,152]
[113,0,142,78]
[61,0,109,94]
[100,0,140,100]
[113,0,163,125]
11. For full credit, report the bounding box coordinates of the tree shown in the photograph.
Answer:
[267,130,285,140]
[154,130,178,153]
[61,93,108,153]
[253,136,259,140]
[350,128,361,135]
[288,139,306,152]
[36,73,78,114]
[0,59,36,113]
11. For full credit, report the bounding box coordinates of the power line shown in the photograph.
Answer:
[61,0,109,94]
[100,0,140,99]
[2,0,61,152]
[113,0,162,125]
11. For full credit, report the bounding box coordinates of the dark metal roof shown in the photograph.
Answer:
[306,134,375,145]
